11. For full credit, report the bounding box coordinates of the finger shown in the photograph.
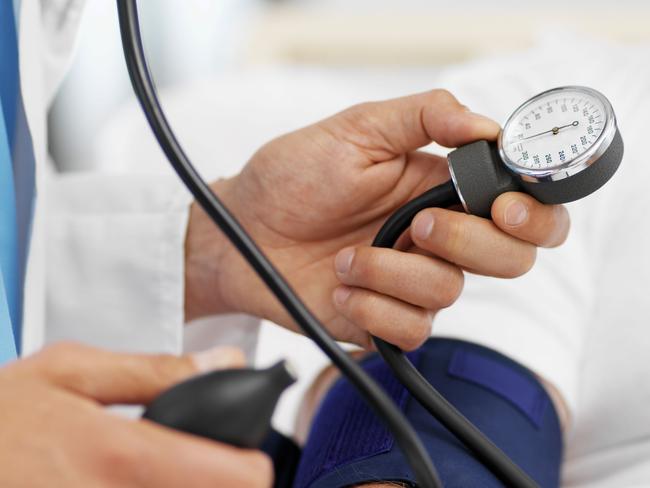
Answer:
[100,415,272,488]
[31,342,246,404]
[491,192,571,248]
[410,208,537,278]
[334,246,464,310]
[335,89,500,156]
[323,314,375,350]
[332,286,432,351]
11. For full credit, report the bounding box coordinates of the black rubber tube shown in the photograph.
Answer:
[116,1,441,486]
[371,181,540,488]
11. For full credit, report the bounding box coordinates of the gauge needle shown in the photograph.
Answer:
[520,120,579,141]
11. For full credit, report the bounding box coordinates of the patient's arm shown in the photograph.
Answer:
[294,341,565,488]
[295,351,367,445]
[296,352,568,446]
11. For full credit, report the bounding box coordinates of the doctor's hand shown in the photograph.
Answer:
[185,89,570,350]
[0,343,272,488]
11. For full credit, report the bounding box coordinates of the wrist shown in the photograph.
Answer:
[184,177,241,322]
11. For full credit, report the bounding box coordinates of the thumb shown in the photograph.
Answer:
[30,342,246,405]
[333,89,500,156]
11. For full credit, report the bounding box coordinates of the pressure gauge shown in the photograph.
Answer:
[447,86,623,217]
[498,86,619,182]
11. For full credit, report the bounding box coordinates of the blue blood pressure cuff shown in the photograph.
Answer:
[293,338,563,488]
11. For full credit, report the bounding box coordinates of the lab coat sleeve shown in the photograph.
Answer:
[24,0,265,358]
[37,1,191,353]
[45,170,194,354]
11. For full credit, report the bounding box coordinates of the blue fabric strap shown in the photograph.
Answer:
[295,339,563,488]
[0,0,34,362]
[448,347,549,428]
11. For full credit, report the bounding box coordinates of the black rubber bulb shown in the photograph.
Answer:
[143,361,296,449]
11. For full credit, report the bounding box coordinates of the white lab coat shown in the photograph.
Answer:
[19,0,258,357]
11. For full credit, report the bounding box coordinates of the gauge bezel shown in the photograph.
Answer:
[497,86,617,183]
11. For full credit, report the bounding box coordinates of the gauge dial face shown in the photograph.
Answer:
[499,86,614,181]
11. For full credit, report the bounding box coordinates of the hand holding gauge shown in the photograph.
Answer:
[448,86,623,217]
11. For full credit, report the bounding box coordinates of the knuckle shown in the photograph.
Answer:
[521,246,538,274]
[507,245,537,277]
[400,313,432,351]
[346,292,376,328]
[445,216,472,256]
[224,452,273,488]
[337,102,386,151]
[543,205,571,247]
[428,88,456,105]
[34,342,92,387]
[362,333,376,351]
[433,268,464,308]
[342,101,375,127]
[247,453,274,488]
[37,341,83,362]
[146,354,192,386]
[349,100,374,114]
[95,438,142,482]
[350,249,379,284]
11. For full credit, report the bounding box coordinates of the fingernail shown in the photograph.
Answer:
[413,213,435,240]
[333,286,352,306]
[191,346,246,372]
[335,247,355,275]
[505,200,528,226]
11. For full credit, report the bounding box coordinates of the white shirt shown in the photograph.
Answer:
[20,0,259,358]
